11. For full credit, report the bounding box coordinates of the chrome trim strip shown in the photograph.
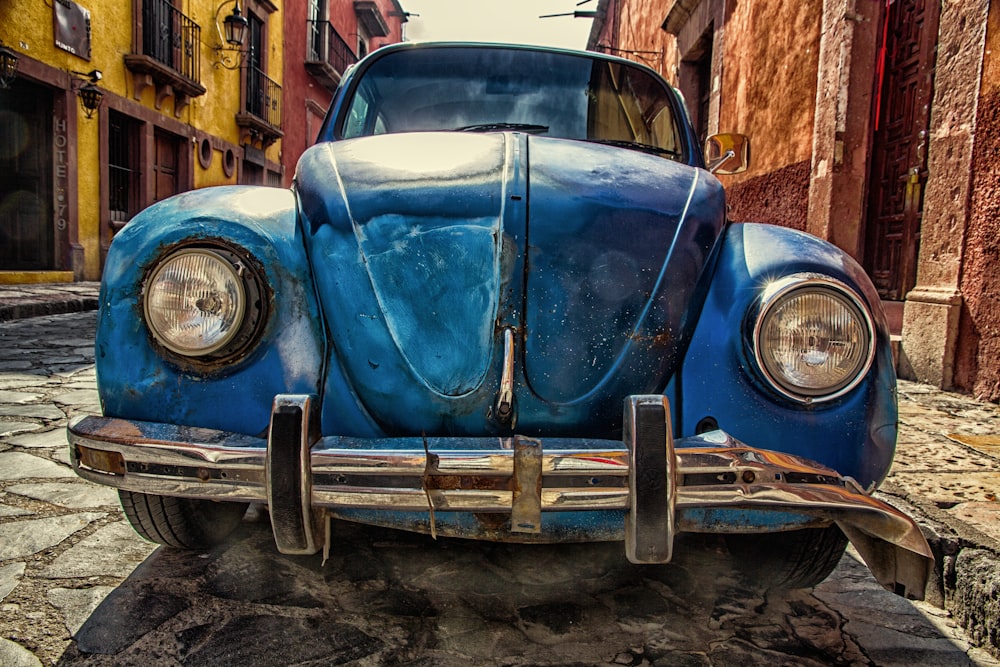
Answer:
[494,327,516,425]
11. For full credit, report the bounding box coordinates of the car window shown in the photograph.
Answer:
[337,46,685,160]
[343,85,371,138]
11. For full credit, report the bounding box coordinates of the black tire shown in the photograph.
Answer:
[725,525,849,590]
[119,490,248,549]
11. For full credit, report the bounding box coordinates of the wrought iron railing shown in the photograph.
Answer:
[307,20,358,76]
[141,0,201,83]
[245,66,282,130]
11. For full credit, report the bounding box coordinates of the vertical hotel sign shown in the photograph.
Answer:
[54,115,69,236]
[53,0,88,274]
[54,0,92,60]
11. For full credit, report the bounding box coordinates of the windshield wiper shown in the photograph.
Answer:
[588,139,682,158]
[455,123,549,134]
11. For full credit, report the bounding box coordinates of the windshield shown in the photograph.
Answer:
[336,46,686,160]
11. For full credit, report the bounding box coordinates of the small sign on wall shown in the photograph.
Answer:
[54,0,92,60]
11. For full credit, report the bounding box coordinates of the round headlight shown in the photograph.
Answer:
[753,277,875,402]
[144,249,246,357]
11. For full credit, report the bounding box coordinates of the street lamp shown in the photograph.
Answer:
[213,0,249,69]
[223,1,249,46]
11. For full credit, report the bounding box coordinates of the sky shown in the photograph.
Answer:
[397,0,596,51]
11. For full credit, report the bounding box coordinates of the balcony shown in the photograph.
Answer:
[236,66,283,147]
[124,0,205,116]
[305,20,358,90]
[354,1,390,37]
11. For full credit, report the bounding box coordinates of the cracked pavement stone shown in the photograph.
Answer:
[0,513,105,560]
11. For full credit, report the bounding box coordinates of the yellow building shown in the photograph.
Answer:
[0,0,284,283]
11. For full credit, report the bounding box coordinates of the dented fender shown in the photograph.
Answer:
[96,186,329,436]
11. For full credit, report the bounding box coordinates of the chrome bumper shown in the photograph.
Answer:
[68,394,932,599]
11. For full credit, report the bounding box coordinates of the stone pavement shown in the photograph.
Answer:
[0,283,998,664]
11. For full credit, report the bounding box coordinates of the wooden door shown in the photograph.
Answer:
[863,0,940,300]
[153,129,180,203]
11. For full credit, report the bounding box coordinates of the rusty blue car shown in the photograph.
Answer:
[69,42,932,597]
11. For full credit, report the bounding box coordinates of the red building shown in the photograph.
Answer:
[281,0,407,187]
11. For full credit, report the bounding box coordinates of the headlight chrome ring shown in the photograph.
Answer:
[751,275,876,403]
[143,245,268,364]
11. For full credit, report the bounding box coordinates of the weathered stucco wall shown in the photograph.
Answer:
[717,1,821,228]
[954,2,1000,401]
[592,1,823,231]
[725,160,810,229]
[599,0,679,79]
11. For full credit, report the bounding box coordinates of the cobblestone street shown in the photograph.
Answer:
[1,310,998,666]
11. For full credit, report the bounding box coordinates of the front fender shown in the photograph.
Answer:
[97,186,326,437]
[676,223,897,488]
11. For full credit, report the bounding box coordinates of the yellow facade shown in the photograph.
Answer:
[0,0,285,282]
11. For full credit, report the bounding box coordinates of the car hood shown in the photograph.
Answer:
[296,132,726,436]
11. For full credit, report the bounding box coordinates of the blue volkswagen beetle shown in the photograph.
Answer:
[69,43,931,597]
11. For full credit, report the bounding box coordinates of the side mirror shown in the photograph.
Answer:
[705,133,750,175]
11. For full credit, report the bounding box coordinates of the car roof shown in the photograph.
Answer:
[365,40,668,80]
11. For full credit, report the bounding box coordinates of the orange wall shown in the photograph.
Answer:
[719,1,821,185]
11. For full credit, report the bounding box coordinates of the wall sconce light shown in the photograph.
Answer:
[213,0,249,69]
[0,41,19,89]
[72,69,104,119]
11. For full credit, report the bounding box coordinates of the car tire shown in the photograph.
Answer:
[724,525,849,590]
[119,490,248,549]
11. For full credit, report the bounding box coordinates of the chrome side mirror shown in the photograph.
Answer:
[705,133,750,175]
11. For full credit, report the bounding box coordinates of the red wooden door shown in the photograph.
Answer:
[863,0,940,300]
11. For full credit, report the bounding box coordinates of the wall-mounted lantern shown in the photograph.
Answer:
[0,41,19,89]
[73,69,104,119]
[213,0,249,69]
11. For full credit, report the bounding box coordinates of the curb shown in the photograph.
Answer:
[0,296,100,322]
[881,485,1000,658]
[0,283,100,323]
[882,378,1000,661]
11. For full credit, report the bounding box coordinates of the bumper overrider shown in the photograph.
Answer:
[68,395,932,599]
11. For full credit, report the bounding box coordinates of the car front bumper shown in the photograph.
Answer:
[68,394,932,599]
